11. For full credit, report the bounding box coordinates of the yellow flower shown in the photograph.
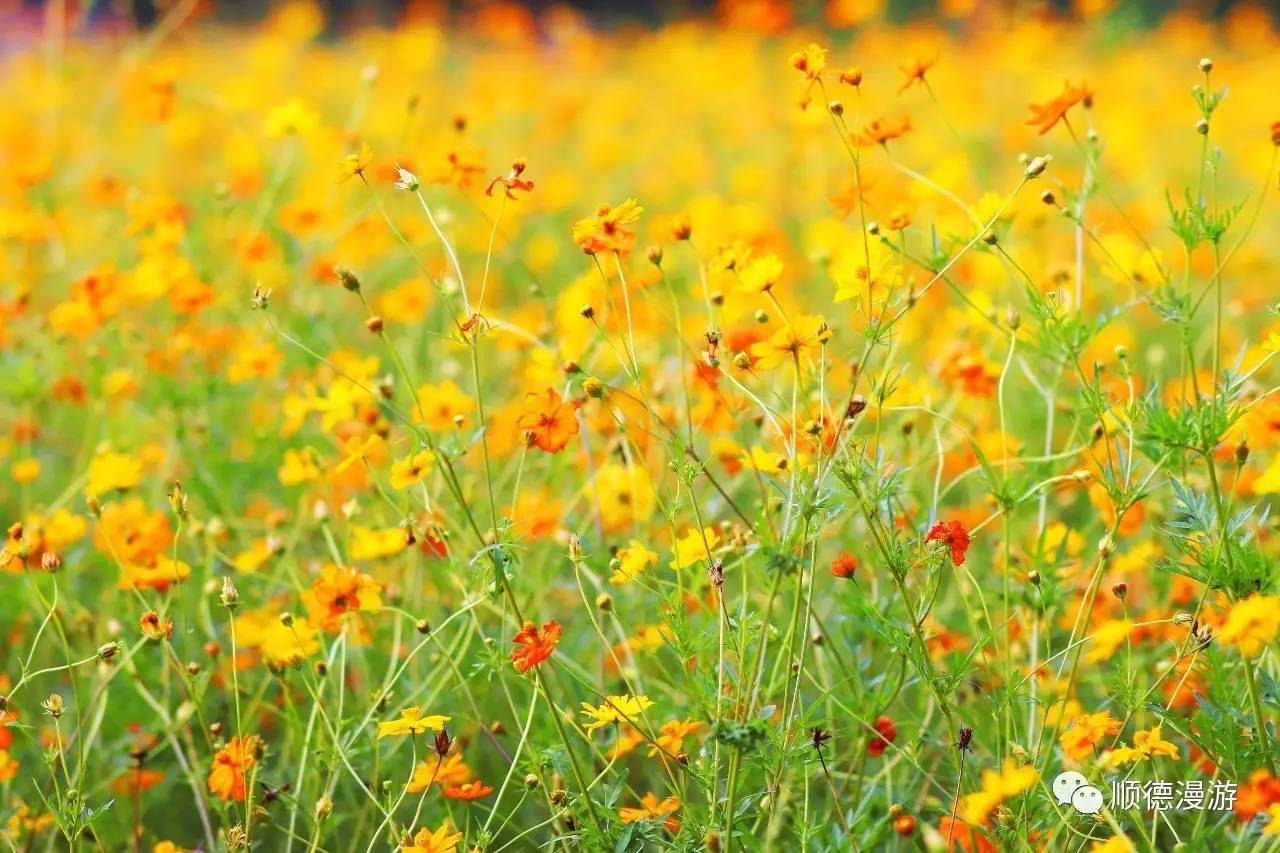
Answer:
[1254,454,1280,495]
[350,525,407,561]
[264,97,319,138]
[833,242,901,306]
[334,434,383,474]
[390,449,437,489]
[610,541,658,584]
[1263,803,1280,837]
[1091,837,1135,853]
[87,451,143,496]
[789,43,827,80]
[337,143,372,183]
[10,458,40,484]
[377,707,450,740]
[1085,618,1132,663]
[1264,330,1280,353]
[277,448,321,486]
[958,760,1036,825]
[668,526,720,570]
[580,694,654,736]
[748,314,830,370]
[1219,594,1280,657]
[412,380,475,430]
[1107,725,1177,767]
[742,446,787,474]
[571,198,644,253]
[232,539,275,573]
[226,341,282,383]
[736,254,784,294]
[401,821,462,853]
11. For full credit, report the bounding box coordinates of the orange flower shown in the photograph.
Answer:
[898,54,939,93]
[302,564,383,631]
[485,159,534,199]
[1060,711,1121,761]
[619,792,680,833]
[859,116,912,146]
[442,780,494,801]
[510,619,562,673]
[1026,82,1092,136]
[112,767,165,795]
[925,520,971,565]
[829,552,857,579]
[517,389,580,453]
[571,198,643,254]
[208,735,261,802]
[650,719,703,757]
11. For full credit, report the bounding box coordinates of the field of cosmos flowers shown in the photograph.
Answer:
[2,0,1280,850]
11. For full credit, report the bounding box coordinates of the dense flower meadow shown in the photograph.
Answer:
[2,1,1280,850]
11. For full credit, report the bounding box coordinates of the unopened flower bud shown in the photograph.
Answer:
[1024,155,1051,178]
[335,266,361,292]
[220,576,239,608]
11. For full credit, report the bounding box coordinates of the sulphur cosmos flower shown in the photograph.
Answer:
[580,694,654,736]
[377,707,450,740]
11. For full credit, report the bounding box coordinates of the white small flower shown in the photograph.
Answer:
[393,167,419,192]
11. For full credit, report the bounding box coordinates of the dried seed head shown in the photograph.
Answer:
[365,315,384,334]
[579,304,595,320]
[596,593,612,611]
[97,641,121,661]
[1111,581,1128,600]
[1040,189,1056,205]
[646,245,664,266]
[1195,119,1209,135]
[583,376,604,398]
[42,694,65,718]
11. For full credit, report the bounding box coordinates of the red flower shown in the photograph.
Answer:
[510,619,562,673]
[829,552,857,579]
[868,716,897,758]
[925,520,971,566]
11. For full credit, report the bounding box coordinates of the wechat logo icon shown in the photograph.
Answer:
[1054,771,1104,815]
